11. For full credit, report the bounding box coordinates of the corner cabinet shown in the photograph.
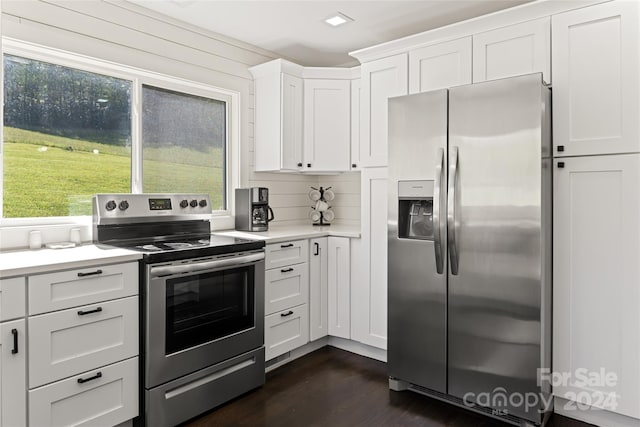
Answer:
[552,0,640,157]
[0,277,26,427]
[409,37,472,94]
[553,154,640,420]
[250,59,304,172]
[309,238,328,341]
[303,79,351,172]
[472,17,551,84]
[327,237,350,339]
[359,54,408,167]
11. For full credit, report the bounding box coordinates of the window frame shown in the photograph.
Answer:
[0,38,240,228]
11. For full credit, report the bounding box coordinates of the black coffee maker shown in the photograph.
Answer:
[235,187,274,231]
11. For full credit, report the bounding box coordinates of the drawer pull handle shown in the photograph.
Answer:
[78,307,103,316]
[77,372,102,384]
[281,268,294,273]
[280,243,294,248]
[314,242,320,256]
[77,269,103,277]
[11,329,18,354]
[280,310,294,317]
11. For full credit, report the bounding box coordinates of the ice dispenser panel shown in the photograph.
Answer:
[398,180,434,241]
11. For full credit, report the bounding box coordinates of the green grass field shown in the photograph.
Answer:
[3,127,224,218]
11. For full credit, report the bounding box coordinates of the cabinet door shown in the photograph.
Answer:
[265,304,309,361]
[552,1,640,156]
[29,296,139,388]
[281,73,304,170]
[265,262,309,316]
[309,238,328,341]
[360,54,408,167]
[328,237,350,339]
[553,154,640,419]
[350,78,361,171]
[352,167,388,349]
[409,37,472,93]
[29,357,138,427]
[303,79,350,172]
[473,17,550,84]
[0,319,26,427]
[0,277,25,321]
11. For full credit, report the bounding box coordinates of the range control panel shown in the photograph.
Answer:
[93,194,211,222]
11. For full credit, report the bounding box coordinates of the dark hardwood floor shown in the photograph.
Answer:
[184,347,594,427]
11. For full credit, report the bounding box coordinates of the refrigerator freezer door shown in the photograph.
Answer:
[388,90,448,393]
[447,73,548,422]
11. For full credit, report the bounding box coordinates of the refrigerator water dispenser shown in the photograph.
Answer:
[397,180,434,240]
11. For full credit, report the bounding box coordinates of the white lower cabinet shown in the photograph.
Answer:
[25,261,140,426]
[352,167,388,349]
[553,154,640,419]
[0,319,26,427]
[309,238,328,341]
[264,240,310,360]
[29,357,138,427]
[28,296,139,389]
[327,237,350,339]
[265,305,309,361]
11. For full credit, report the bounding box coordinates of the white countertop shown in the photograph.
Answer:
[0,244,142,278]
[0,224,359,277]
[215,223,361,244]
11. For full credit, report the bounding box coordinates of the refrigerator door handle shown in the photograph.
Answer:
[433,148,445,274]
[448,146,459,275]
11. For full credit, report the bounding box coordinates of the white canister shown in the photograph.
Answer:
[29,230,42,249]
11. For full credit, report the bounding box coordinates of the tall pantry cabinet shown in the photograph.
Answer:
[552,0,640,423]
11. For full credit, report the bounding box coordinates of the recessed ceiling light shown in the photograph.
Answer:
[325,12,354,27]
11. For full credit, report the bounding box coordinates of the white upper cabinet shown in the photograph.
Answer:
[473,17,550,84]
[552,1,640,157]
[250,60,304,172]
[553,154,640,419]
[409,37,472,93]
[360,54,408,167]
[303,79,351,172]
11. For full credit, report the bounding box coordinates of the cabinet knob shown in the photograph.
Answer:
[557,145,565,152]
[352,163,357,168]
[297,163,303,167]
[307,163,312,168]
[557,162,565,168]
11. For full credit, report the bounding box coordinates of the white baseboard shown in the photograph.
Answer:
[554,397,640,427]
[327,336,387,362]
[265,336,388,373]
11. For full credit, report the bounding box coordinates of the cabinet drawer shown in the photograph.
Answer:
[265,304,309,361]
[29,357,138,427]
[29,262,138,315]
[0,277,26,321]
[265,263,309,315]
[265,240,308,269]
[28,296,138,388]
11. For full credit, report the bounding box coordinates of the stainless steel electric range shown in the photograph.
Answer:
[93,194,266,427]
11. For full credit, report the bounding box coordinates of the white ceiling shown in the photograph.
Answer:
[127,0,533,67]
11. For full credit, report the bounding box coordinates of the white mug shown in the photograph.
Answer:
[29,230,42,249]
[70,228,81,244]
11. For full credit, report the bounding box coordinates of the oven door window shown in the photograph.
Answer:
[165,265,254,354]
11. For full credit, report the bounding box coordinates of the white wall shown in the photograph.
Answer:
[0,0,360,249]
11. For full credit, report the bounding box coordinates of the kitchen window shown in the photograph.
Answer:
[1,44,236,220]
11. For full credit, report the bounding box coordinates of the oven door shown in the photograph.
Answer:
[145,250,265,389]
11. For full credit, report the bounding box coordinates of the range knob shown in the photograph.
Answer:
[105,200,117,211]
[199,199,208,208]
[190,200,198,208]
[180,200,189,208]
[119,200,129,211]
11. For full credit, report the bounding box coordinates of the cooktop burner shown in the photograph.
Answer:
[115,235,265,263]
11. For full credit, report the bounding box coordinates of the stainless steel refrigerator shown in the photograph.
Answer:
[387,73,552,426]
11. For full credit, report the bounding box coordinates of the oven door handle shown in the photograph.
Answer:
[150,252,265,277]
